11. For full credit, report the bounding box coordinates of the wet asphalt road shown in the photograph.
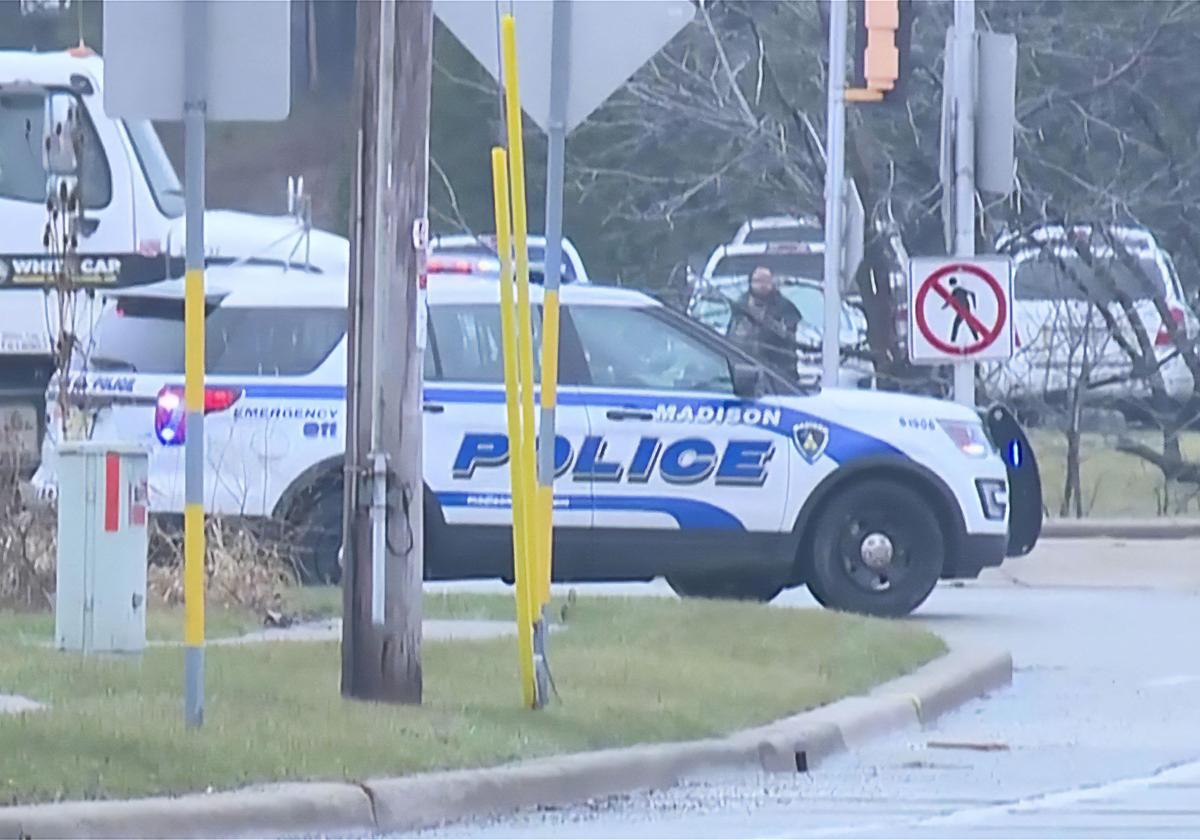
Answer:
[418,540,1200,838]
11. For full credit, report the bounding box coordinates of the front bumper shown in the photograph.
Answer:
[943,532,1008,580]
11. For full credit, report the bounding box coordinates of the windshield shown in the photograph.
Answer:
[711,252,824,281]
[0,89,111,208]
[122,118,184,218]
[1013,248,1170,302]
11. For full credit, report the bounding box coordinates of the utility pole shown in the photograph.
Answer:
[341,0,432,703]
[952,0,976,406]
[822,0,848,386]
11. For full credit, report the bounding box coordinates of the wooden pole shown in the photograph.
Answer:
[341,0,432,704]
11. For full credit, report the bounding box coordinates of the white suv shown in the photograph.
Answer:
[35,269,1028,617]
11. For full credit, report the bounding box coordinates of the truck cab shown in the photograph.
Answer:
[0,47,348,472]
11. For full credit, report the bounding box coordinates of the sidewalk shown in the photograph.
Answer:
[981,537,1200,591]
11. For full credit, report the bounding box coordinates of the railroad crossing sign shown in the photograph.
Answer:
[908,257,1013,363]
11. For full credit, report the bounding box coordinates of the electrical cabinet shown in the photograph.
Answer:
[55,442,149,654]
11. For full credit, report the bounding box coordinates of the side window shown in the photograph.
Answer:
[570,305,733,393]
[0,90,112,209]
[427,304,540,383]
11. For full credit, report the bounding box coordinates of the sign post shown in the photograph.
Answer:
[951,0,977,405]
[103,0,290,728]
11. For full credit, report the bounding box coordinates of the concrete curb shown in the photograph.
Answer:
[0,783,375,840]
[1042,517,1200,540]
[0,646,1012,839]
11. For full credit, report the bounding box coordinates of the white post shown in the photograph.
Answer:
[952,0,977,406]
[822,0,848,387]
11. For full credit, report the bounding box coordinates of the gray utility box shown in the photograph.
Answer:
[55,442,150,654]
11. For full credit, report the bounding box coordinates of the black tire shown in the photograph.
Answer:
[806,479,944,617]
[292,483,343,585]
[665,571,784,603]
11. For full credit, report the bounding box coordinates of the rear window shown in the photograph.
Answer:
[1013,249,1170,302]
[711,252,824,281]
[89,303,345,375]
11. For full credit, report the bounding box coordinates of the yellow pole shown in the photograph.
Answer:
[183,265,205,723]
[490,147,536,708]
[537,289,560,607]
[501,15,543,614]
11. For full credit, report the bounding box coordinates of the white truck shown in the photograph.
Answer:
[0,46,348,472]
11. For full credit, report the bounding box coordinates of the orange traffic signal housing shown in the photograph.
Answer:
[848,0,914,106]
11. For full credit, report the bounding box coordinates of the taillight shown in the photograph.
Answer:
[427,257,475,274]
[426,256,501,275]
[155,385,242,446]
[1155,307,1186,347]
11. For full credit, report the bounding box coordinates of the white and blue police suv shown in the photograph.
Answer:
[33,265,1035,617]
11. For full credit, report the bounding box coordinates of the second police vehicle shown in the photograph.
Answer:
[32,267,1039,617]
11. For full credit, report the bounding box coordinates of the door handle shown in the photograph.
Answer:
[422,402,445,414]
[606,407,654,422]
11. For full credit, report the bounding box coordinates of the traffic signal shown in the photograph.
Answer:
[847,0,915,105]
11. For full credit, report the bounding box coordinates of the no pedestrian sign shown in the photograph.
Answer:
[908,257,1014,364]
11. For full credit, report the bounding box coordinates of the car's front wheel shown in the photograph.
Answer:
[806,478,944,617]
[665,571,784,602]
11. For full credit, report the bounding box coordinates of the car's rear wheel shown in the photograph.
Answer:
[291,481,343,585]
[806,479,943,617]
[665,570,784,602]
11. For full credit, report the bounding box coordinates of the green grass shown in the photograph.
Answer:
[1030,429,1200,517]
[0,588,526,649]
[0,596,943,805]
[0,605,261,647]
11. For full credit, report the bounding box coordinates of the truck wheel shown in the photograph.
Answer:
[665,571,784,602]
[292,483,343,585]
[806,479,943,617]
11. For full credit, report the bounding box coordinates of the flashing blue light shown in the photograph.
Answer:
[1008,439,1022,468]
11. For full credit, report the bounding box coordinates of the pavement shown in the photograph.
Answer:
[419,538,1200,839]
[199,618,517,646]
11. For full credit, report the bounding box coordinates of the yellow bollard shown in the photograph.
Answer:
[490,147,537,709]
[501,15,544,617]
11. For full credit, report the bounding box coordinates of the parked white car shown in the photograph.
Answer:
[730,214,823,247]
[983,224,1198,406]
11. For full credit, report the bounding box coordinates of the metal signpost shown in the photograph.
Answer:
[103,0,290,728]
[951,0,977,406]
[822,0,849,386]
[437,0,694,707]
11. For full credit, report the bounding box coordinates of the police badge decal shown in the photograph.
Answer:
[792,421,829,464]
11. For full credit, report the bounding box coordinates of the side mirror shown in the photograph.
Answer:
[43,92,81,177]
[732,362,764,399]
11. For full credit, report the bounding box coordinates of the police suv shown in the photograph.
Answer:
[33,266,1036,617]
